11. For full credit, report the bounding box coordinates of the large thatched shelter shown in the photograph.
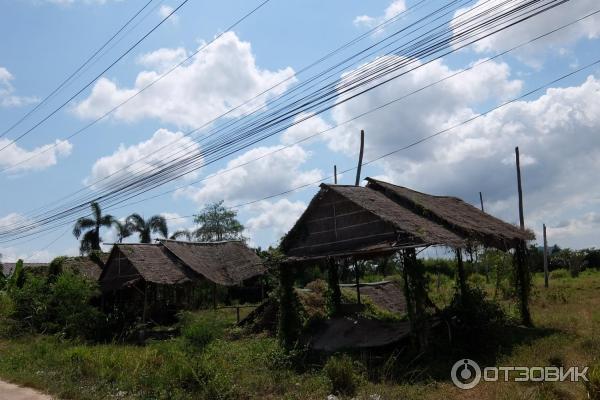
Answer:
[99,240,266,322]
[279,178,534,349]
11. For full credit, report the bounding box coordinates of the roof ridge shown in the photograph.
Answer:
[366,177,459,199]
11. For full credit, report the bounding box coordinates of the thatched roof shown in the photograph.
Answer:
[282,178,534,261]
[159,240,266,286]
[100,240,265,291]
[1,262,48,276]
[366,178,534,249]
[327,185,466,247]
[109,244,193,286]
[61,254,109,281]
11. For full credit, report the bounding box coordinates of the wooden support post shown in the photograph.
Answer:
[402,248,428,350]
[543,224,549,288]
[327,258,342,316]
[334,165,338,184]
[479,191,485,212]
[278,263,301,350]
[515,146,532,326]
[236,306,240,324]
[355,130,364,186]
[456,249,468,300]
[142,283,148,323]
[354,262,361,305]
[212,282,217,310]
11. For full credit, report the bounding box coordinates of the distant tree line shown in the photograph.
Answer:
[73,200,245,254]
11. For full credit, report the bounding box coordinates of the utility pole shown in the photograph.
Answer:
[543,223,549,288]
[355,130,364,186]
[334,165,338,184]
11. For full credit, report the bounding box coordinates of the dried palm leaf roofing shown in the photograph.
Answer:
[100,240,266,291]
[281,178,534,261]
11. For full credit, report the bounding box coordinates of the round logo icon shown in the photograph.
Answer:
[451,359,481,390]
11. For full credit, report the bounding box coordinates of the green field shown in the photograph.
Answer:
[0,270,599,399]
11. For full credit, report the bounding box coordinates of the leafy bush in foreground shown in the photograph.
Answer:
[323,354,363,396]
[8,271,102,339]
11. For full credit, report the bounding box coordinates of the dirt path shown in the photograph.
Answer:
[0,379,54,400]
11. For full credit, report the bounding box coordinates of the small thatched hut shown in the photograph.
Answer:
[99,240,266,322]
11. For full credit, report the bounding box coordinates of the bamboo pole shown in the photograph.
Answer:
[515,146,532,326]
[355,130,364,186]
[479,191,485,212]
[334,165,338,184]
[543,223,549,288]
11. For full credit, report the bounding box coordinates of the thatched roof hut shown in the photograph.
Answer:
[281,179,534,261]
[159,239,266,285]
[100,240,266,292]
[100,244,195,292]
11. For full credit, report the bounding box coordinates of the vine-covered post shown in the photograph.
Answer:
[514,240,532,326]
[402,248,428,350]
[326,257,342,316]
[278,263,302,350]
[455,249,468,301]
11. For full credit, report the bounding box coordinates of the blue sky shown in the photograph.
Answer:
[1,0,600,262]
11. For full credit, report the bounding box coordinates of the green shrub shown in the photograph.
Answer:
[443,286,508,351]
[323,354,362,396]
[587,364,600,400]
[550,269,569,280]
[180,312,226,351]
[8,271,102,339]
[468,273,487,289]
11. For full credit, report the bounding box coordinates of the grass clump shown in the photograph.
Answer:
[550,268,570,280]
[587,364,600,400]
[179,311,227,351]
[323,354,363,397]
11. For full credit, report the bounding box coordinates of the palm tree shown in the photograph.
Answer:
[127,214,168,243]
[73,202,114,255]
[170,229,193,241]
[112,219,132,243]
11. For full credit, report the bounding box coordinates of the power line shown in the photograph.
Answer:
[0,0,574,239]
[4,53,598,246]
[0,0,568,237]
[0,0,156,140]
[0,0,191,155]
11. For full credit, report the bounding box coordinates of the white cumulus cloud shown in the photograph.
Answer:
[0,66,38,107]
[244,199,307,247]
[354,0,406,29]
[74,32,296,128]
[85,128,201,188]
[178,144,322,205]
[0,138,72,173]
[451,0,600,65]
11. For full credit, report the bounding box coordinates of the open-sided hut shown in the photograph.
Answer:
[279,178,534,349]
[99,240,266,322]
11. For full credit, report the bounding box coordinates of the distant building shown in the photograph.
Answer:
[100,240,266,322]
